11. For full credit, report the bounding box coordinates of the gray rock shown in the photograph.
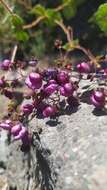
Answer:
[1,79,107,190]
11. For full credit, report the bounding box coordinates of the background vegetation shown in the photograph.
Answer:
[0,0,107,59]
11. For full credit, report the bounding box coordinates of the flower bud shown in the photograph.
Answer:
[60,83,74,97]
[11,124,22,136]
[77,62,91,73]
[43,84,58,95]
[0,120,12,130]
[57,71,69,84]
[43,106,57,117]
[14,126,28,140]
[25,72,42,90]
[64,83,74,94]
[93,90,105,102]
[1,59,11,70]
[21,104,33,115]
[90,90,105,108]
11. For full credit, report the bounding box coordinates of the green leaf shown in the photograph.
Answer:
[62,0,77,19]
[46,9,61,21]
[90,3,107,34]
[63,39,79,51]
[94,3,107,21]
[62,0,71,5]
[45,9,62,27]
[15,31,29,41]
[62,0,86,19]
[63,4,77,19]
[11,14,24,27]
[30,4,46,16]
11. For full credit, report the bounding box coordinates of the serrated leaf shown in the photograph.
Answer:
[15,31,29,41]
[30,4,46,16]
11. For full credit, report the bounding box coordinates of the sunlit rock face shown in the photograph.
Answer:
[1,79,107,190]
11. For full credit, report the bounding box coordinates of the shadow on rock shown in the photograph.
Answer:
[9,186,17,190]
[80,90,92,105]
[0,161,6,170]
[46,117,61,127]
[35,150,56,190]
[64,105,79,115]
[32,132,57,190]
[46,104,79,127]
[58,96,80,116]
[92,108,107,116]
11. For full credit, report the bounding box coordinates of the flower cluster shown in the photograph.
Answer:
[0,57,107,152]
[24,68,78,118]
[0,120,30,151]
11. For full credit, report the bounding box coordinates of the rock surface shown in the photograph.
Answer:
[1,79,107,190]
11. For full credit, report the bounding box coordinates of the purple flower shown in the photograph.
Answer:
[77,62,91,73]
[21,104,33,115]
[43,68,58,79]
[90,90,105,108]
[11,123,29,142]
[1,59,11,70]
[25,72,42,90]
[11,123,22,136]
[0,120,12,130]
[43,83,58,95]
[60,83,74,97]
[0,120,30,147]
[57,71,69,84]
[43,106,57,117]
[14,126,28,140]
[63,83,74,93]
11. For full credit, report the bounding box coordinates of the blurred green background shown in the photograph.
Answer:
[0,0,107,60]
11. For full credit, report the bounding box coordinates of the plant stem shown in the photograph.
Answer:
[76,45,95,61]
[54,3,68,12]
[11,45,18,63]
[23,16,45,29]
[0,0,13,14]
[55,20,72,43]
